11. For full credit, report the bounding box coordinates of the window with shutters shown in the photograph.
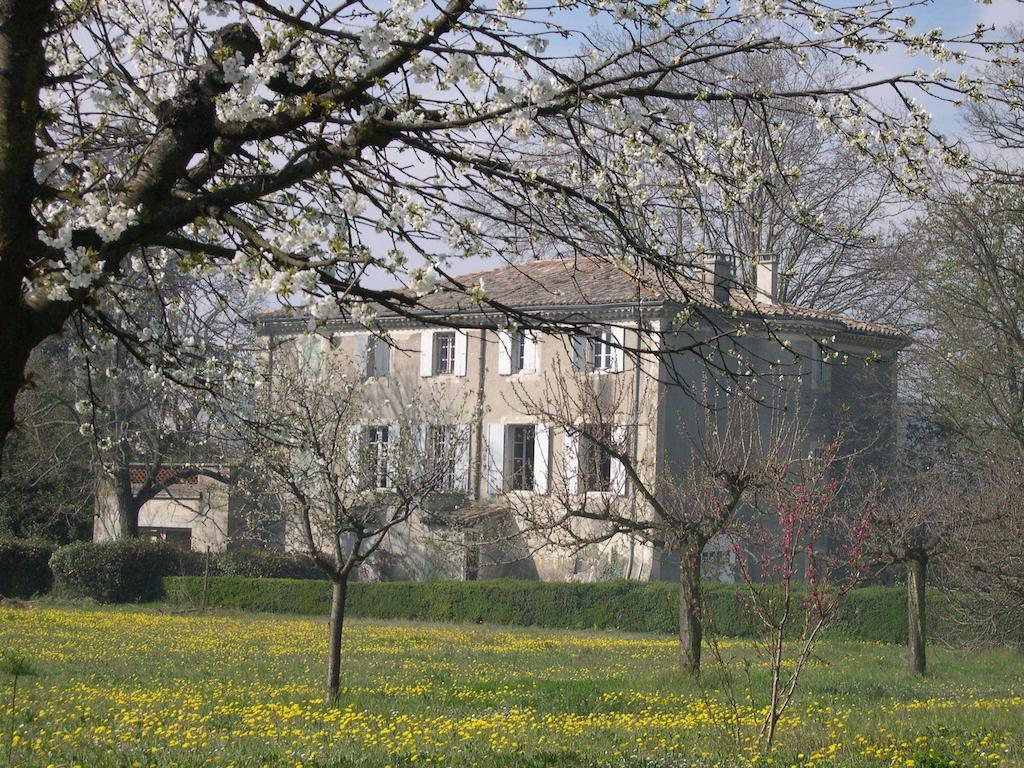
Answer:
[428,425,458,492]
[579,430,613,492]
[590,329,616,371]
[366,337,390,378]
[434,332,456,375]
[511,330,527,373]
[365,426,390,489]
[508,425,536,491]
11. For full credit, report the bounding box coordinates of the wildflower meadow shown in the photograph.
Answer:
[0,605,1020,768]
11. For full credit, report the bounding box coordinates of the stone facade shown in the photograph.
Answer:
[257,257,907,582]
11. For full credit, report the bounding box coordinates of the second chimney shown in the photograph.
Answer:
[755,254,778,304]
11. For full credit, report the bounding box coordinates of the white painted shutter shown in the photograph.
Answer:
[523,332,538,373]
[419,331,434,377]
[374,339,390,377]
[611,424,628,495]
[353,335,369,377]
[454,330,468,376]
[611,326,625,372]
[497,330,513,375]
[570,335,586,372]
[455,425,471,492]
[387,423,400,489]
[563,428,579,495]
[485,423,505,495]
[410,423,425,476]
[534,424,550,495]
[345,426,362,490]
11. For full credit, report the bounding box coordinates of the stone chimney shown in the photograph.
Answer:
[755,253,778,305]
[702,252,734,304]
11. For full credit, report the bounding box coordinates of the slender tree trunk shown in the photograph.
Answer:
[907,554,927,675]
[325,577,348,701]
[678,534,704,676]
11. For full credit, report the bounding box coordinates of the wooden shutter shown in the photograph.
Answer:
[534,424,550,494]
[563,428,579,495]
[611,424,628,495]
[419,331,434,377]
[523,331,538,373]
[485,423,505,495]
[454,331,469,376]
[611,326,625,372]
[497,330,513,375]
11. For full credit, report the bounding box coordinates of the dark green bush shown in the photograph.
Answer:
[213,548,324,580]
[162,577,942,644]
[0,537,54,598]
[52,539,203,602]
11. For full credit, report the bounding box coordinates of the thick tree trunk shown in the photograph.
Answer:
[0,337,29,463]
[113,465,141,538]
[678,535,704,676]
[325,577,348,701]
[0,1,57,461]
[907,554,927,675]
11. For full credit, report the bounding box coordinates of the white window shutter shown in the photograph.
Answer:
[455,425,471,492]
[345,426,362,490]
[611,424,628,495]
[375,340,391,377]
[523,331,539,373]
[454,330,469,376]
[570,335,586,372]
[353,335,369,377]
[486,423,505,495]
[497,330,513,376]
[410,423,425,476]
[419,331,434,377]
[387,423,400,489]
[534,424,550,495]
[563,428,579,495]
[611,326,625,372]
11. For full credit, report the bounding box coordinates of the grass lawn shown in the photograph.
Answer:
[0,604,1021,768]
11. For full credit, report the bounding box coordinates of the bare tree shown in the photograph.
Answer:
[508,365,808,675]
[862,467,968,675]
[242,344,468,699]
[726,441,869,752]
[0,0,1012,456]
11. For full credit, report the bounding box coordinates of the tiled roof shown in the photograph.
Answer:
[260,257,908,343]
[413,258,908,341]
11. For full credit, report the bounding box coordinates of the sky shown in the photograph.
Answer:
[356,0,1024,292]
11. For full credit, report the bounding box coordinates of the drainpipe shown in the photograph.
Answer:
[625,304,644,580]
[472,330,487,502]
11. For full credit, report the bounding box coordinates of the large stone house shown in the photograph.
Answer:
[254,256,907,582]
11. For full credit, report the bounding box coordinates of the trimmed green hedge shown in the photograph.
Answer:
[52,539,204,602]
[0,538,54,598]
[163,577,945,644]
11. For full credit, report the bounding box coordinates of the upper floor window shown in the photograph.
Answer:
[365,426,390,489]
[498,329,537,375]
[591,330,616,371]
[420,330,468,377]
[812,342,829,389]
[365,336,390,378]
[572,326,622,373]
[434,332,456,375]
